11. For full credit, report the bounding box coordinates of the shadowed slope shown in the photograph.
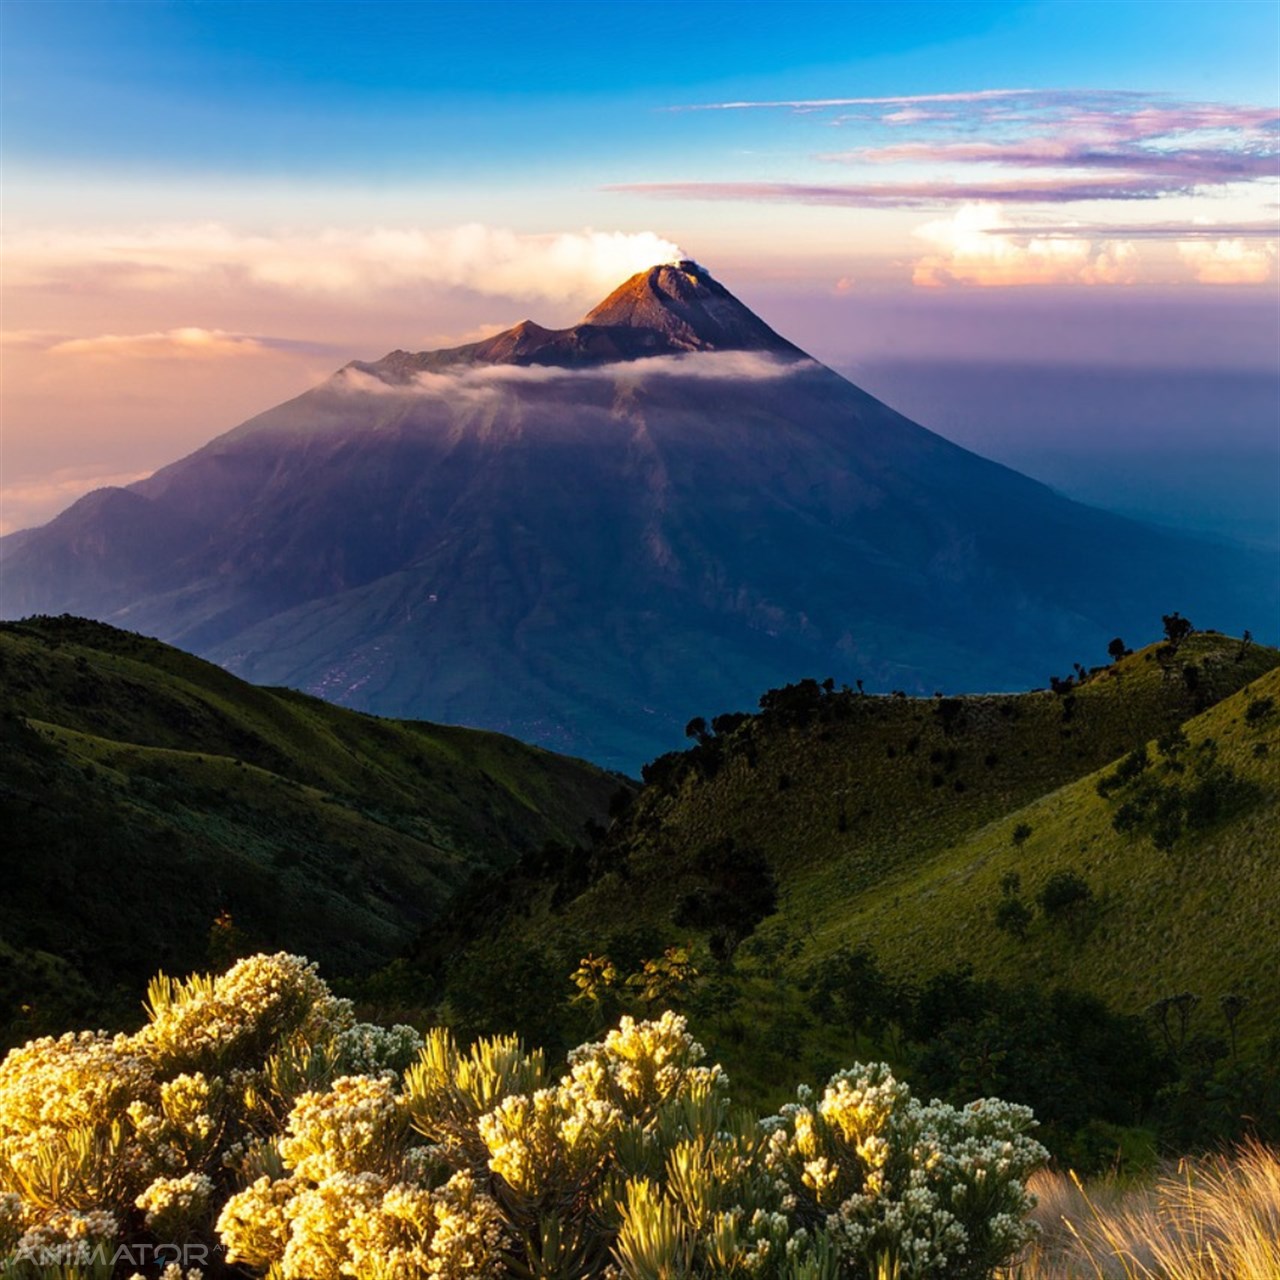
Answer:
[427,631,1280,1061]
[0,615,619,1039]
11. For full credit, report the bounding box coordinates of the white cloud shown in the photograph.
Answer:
[335,350,812,403]
[912,203,1139,287]
[5,224,686,304]
[48,327,272,359]
[1177,237,1276,284]
[0,329,72,349]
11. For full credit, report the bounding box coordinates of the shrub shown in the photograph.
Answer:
[1245,696,1275,726]
[1096,747,1149,799]
[1037,870,1094,923]
[995,897,1033,941]
[0,954,1049,1280]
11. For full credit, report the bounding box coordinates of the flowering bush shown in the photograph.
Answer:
[0,954,1047,1280]
[762,1066,1045,1278]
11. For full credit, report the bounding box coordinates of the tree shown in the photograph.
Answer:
[1107,637,1130,662]
[684,716,708,742]
[1011,823,1033,848]
[995,897,1033,941]
[1037,870,1094,926]
[1162,612,1194,648]
[806,946,900,1051]
[672,837,778,961]
[1220,993,1248,1059]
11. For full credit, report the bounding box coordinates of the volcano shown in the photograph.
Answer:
[2,261,1272,768]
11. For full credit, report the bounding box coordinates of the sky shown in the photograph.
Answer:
[2,0,1278,539]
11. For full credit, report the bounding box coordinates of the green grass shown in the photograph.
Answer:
[831,664,1280,1042]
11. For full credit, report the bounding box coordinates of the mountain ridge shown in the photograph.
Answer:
[416,629,1280,1110]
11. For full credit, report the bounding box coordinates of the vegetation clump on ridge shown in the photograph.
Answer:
[0,953,1048,1280]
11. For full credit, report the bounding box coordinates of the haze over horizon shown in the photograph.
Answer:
[2,0,1278,544]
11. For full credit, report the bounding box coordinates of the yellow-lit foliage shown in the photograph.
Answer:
[1002,1142,1280,1279]
[0,952,1056,1280]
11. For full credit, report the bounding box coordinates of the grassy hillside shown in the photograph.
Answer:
[428,631,1278,1080]
[830,663,1280,1043]
[0,616,622,1041]
[542,631,1272,943]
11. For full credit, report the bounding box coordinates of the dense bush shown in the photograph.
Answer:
[0,954,1048,1280]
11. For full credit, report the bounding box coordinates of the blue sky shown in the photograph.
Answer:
[5,1,1277,180]
[2,0,1277,538]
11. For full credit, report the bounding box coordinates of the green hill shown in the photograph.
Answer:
[429,630,1278,1071]
[827,663,1280,1043]
[0,616,622,1042]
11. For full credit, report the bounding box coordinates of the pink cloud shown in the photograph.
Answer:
[880,108,957,126]
[606,176,1187,207]
[652,87,1278,214]
[840,140,1279,183]
[47,327,274,360]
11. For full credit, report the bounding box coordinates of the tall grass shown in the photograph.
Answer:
[1003,1142,1280,1279]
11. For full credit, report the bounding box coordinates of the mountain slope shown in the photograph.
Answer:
[2,262,1274,769]
[0,616,620,1040]
[433,631,1280,1044]
[826,662,1280,1043]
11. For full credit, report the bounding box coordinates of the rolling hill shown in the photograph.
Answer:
[0,615,621,1043]
[430,629,1280,1061]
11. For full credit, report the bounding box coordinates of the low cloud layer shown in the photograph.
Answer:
[912,205,1139,288]
[1178,238,1278,285]
[335,350,814,403]
[5,225,685,305]
[906,204,1278,289]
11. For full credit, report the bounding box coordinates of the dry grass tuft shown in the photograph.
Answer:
[1002,1141,1280,1279]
